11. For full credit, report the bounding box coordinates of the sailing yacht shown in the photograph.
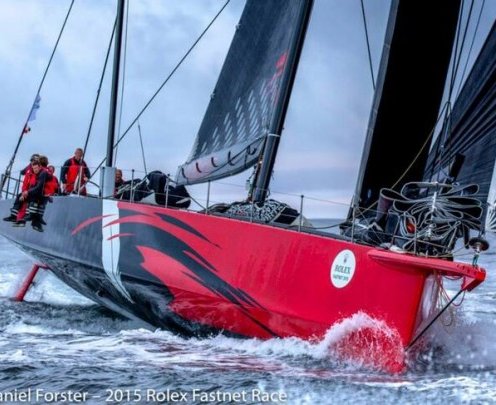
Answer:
[0,0,493,373]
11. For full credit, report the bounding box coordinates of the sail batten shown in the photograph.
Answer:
[176,0,311,186]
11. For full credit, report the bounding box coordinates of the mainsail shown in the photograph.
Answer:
[353,0,461,209]
[176,0,312,185]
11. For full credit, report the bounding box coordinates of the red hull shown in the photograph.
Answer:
[0,197,486,372]
[119,203,485,347]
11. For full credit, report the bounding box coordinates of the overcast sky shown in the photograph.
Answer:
[1,0,495,217]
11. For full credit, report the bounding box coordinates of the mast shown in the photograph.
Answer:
[252,0,314,203]
[106,0,125,168]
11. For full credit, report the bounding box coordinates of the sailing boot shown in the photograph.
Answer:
[31,223,43,232]
[12,220,26,227]
[3,214,16,222]
[31,214,43,232]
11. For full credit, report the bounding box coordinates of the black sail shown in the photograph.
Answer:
[353,0,461,209]
[176,0,310,185]
[424,21,496,232]
[425,21,496,196]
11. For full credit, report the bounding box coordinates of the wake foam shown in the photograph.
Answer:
[321,312,405,373]
[158,312,406,374]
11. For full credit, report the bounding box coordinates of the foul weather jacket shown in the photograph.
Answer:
[61,158,90,194]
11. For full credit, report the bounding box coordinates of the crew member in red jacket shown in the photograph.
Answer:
[3,154,39,222]
[20,153,39,176]
[45,165,60,196]
[18,160,51,231]
[60,148,90,195]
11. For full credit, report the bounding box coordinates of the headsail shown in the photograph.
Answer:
[353,0,461,209]
[424,21,496,232]
[176,0,312,185]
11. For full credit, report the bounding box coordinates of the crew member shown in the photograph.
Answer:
[3,155,39,222]
[45,165,60,196]
[114,169,124,196]
[20,154,40,176]
[60,148,90,195]
[19,160,51,232]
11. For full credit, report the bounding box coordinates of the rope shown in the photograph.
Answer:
[1,0,75,194]
[82,19,117,160]
[360,0,375,90]
[90,0,231,178]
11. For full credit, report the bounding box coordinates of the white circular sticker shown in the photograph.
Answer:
[330,249,356,288]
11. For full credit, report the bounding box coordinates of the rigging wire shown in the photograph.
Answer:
[82,19,117,159]
[114,0,130,164]
[447,0,475,104]
[429,0,466,180]
[406,289,465,351]
[91,0,231,178]
[455,0,486,99]
[360,0,376,90]
[445,0,465,106]
[137,121,148,175]
[436,0,475,175]
[0,0,75,194]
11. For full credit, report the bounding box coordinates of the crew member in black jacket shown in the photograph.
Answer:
[19,161,51,232]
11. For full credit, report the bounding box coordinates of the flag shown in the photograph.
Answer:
[23,93,41,135]
[28,94,41,122]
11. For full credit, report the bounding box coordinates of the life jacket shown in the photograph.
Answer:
[44,172,58,196]
[17,169,43,221]
[21,167,36,192]
[65,158,87,194]
[30,168,50,200]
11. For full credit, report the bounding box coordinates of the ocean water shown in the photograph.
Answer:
[0,231,495,405]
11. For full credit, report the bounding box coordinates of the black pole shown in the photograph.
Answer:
[253,0,314,202]
[106,0,125,168]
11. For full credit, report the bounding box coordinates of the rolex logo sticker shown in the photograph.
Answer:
[330,249,356,288]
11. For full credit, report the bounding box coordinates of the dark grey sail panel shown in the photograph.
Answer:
[353,0,461,209]
[177,0,309,185]
[424,21,496,200]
